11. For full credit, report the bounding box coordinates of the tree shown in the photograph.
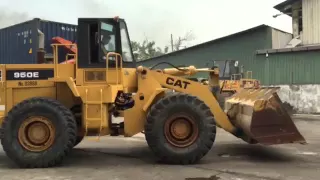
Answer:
[172,30,195,51]
[131,38,169,61]
[131,41,141,60]
[131,30,195,61]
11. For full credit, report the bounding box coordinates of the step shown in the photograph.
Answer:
[86,118,103,121]
[85,101,102,105]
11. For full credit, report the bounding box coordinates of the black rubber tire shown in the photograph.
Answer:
[145,93,216,164]
[74,135,84,147]
[1,97,77,168]
[70,105,84,147]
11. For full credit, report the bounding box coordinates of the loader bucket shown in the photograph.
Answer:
[225,87,306,145]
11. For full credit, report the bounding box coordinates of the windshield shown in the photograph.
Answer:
[120,21,133,62]
[214,60,239,78]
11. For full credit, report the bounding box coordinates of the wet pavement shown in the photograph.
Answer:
[0,115,320,180]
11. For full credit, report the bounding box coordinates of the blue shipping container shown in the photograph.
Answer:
[0,18,77,64]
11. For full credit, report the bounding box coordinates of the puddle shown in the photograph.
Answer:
[218,153,243,159]
[219,154,230,158]
[296,151,318,155]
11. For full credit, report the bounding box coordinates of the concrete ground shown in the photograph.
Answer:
[0,115,320,180]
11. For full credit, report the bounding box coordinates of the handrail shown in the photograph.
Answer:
[51,43,78,79]
[246,71,253,79]
[105,52,123,85]
[66,53,76,60]
[231,73,242,81]
[98,89,103,140]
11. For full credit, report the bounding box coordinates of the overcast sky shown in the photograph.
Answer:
[0,0,291,49]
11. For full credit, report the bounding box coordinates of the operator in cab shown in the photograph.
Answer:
[96,22,116,62]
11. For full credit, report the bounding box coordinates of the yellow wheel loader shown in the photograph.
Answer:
[202,60,260,95]
[0,17,306,168]
[199,60,260,109]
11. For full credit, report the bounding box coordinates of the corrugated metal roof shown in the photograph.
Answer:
[138,26,271,81]
[256,44,320,54]
[139,24,286,63]
[273,0,301,15]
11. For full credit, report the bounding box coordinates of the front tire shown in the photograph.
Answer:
[1,97,77,168]
[74,135,84,147]
[145,93,216,164]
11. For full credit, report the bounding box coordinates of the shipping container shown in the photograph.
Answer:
[0,18,77,64]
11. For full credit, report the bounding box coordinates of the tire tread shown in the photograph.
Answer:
[1,97,77,168]
[145,93,216,164]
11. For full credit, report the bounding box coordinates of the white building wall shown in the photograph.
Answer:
[271,29,292,49]
[301,0,320,45]
[277,85,320,114]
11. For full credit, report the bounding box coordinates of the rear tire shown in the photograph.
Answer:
[71,105,84,147]
[145,93,216,164]
[1,97,77,168]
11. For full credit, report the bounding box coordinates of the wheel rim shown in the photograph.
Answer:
[164,114,199,148]
[18,116,55,152]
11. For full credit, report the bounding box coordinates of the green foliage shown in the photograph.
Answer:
[131,39,169,61]
[131,31,195,61]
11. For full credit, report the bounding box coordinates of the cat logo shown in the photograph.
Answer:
[165,77,190,89]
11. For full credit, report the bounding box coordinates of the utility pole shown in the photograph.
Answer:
[171,34,174,52]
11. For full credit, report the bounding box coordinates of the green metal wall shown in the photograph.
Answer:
[137,25,320,85]
[256,50,320,85]
[137,26,272,79]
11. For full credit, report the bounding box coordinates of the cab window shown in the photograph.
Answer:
[120,22,133,62]
[100,22,116,62]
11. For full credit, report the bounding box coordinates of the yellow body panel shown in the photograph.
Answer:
[0,54,136,136]
[219,79,260,93]
[123,70,165,136]
[220,71,260,94]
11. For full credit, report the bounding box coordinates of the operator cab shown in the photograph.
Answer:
[77,17,136,68]
[213,60,241,80]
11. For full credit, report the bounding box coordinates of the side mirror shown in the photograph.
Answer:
[234,61,239,67]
